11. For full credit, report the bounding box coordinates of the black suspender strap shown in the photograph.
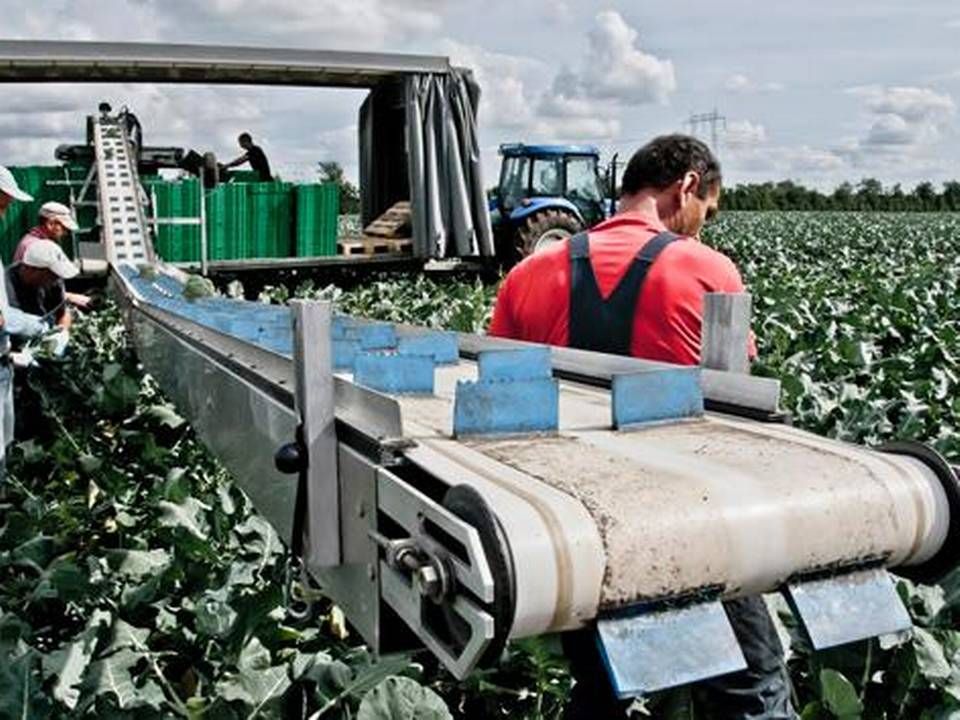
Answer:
[568,230,679,355]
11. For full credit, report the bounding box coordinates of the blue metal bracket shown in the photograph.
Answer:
[611,368,704,428]
[784,567,911,650]
[596,601,747,699]
[353,351,435,394]
[398,331,460,364]
[453,348,558,436]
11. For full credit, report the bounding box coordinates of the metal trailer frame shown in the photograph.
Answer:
[0,40,494,264]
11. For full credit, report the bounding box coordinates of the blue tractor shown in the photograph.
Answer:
[491,143,616,263]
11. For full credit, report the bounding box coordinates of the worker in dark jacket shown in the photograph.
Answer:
[224,132,272,181]
[490,135,792,720]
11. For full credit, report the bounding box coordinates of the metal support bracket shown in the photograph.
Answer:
[783,567,911,650]
[596,601,747,699]
[291,300,340,569]
[376,470,496,678]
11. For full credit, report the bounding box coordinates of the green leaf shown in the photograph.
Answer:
[215,637,291,710]
[195,588,237,638]
[108,549,172,581]
[157,497,210,540]
[83,648,140,709]
[145,403,185,430]
[819,669,862,718]
[0,650,49,719]
[44,609,111,709]
[357,676,452,720]
[914,627,952,680]
[102,619,151,656]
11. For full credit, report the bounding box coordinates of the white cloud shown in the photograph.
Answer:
[440,38,622,141]
[846,85,955,152]
[724,74,784,94]
[946,18,960,29]
[560,11,676,105]
[855,85,955,123]
[724,120,767,148]
[440,40,544,130]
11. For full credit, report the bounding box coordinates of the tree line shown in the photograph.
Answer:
[721,179,960,212]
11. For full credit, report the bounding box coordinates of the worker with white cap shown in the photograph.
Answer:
[0,166,50,484]
[13,201,78,262]
[13,201,91,311]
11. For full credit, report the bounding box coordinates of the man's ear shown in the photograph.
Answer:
[679,171,701,201]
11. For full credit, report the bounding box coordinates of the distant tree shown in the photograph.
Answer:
[914,182,936,212]
[318,160,360,214]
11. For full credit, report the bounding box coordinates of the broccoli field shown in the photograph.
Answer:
[2,211,959,718]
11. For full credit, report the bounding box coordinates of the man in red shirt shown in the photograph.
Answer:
[13,202,91,311]
[491,135,790,719]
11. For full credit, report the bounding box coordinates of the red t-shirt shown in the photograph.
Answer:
[488,211,754,366]
[13,225,53,264]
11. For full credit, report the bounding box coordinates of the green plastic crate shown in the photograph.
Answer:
[249,182,292,259]
[295,183,339,257]
[206,184,249,260]
[148,179,201,262]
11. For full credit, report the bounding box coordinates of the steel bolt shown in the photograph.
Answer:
[413,564,441,600]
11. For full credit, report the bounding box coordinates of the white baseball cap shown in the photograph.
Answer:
[0,165,33,202]
[23,239,79,279]
[39,201,79,231]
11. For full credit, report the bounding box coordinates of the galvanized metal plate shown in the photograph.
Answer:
[784,567,911,650]
[596,601,746,698]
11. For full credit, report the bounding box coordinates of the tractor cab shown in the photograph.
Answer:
[492,143,613,262]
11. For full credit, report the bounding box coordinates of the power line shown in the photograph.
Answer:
[686,109,727,153]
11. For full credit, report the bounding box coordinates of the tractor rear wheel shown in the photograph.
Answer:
[516,209,582,258]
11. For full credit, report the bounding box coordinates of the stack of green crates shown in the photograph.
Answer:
[295,183,339,257]
[148,178,201,262]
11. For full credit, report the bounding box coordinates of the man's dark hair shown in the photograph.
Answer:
[621,134,721,199]
[238,132,252,144]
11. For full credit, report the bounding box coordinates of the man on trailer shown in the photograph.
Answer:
[13,202,91,310]
[0,166,49,483]
[490,135,790,719]
[223,132,272,182]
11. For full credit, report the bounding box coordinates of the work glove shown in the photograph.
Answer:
[42,329,70,357]
[10,349,37,368]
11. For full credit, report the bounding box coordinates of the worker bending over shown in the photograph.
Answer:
[14,201,91,310]
[224,132,272,182]
[490,135,791,719]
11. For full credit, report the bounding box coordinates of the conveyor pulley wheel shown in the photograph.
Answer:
[441,484,517,667]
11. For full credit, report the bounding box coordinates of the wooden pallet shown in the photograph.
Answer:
[338,236,413,256]
[363,201,411,238]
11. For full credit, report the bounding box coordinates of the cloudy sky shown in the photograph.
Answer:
[2,0,960,190]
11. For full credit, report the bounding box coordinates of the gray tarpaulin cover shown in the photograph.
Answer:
[358,69,493,259]
[405,70,494,258]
